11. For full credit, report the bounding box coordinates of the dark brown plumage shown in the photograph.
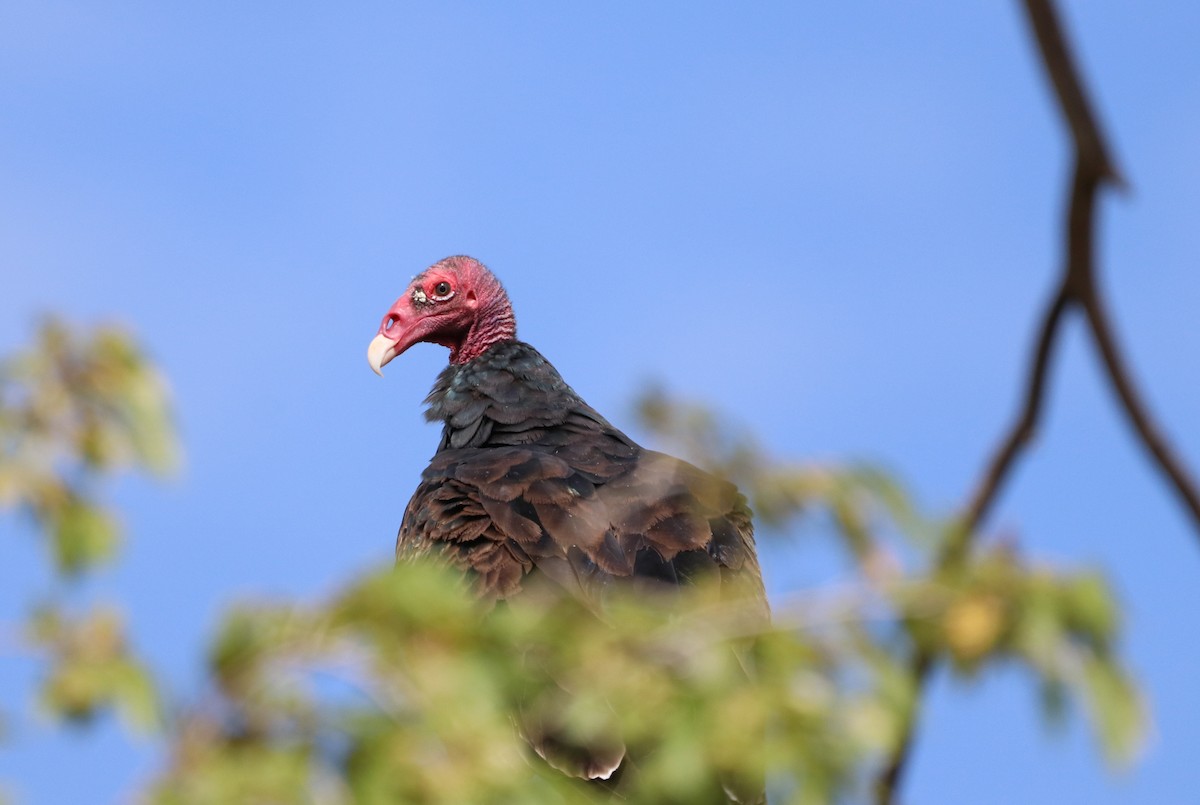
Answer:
[368,256,767,800]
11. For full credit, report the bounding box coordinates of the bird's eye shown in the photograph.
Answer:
[432,281,453,299]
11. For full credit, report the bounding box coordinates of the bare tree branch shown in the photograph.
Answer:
[874,1,1200,802]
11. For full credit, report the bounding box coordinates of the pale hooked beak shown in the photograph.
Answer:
[367,333,401,377]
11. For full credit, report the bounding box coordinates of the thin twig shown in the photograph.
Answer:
[950,285,1071,562]
[1083,292,1200,528]
[873,0,1200,801]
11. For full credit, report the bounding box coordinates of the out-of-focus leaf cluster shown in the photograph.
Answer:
[884,545,1141,761]
[138,388,1143,804]
[637,389,1144,773]
[151,562,892,805]
[145,545,1141,804]
[1,321,175,744]
[909,547,1139,760]
[26,604,161,731]
[1,319,178,574]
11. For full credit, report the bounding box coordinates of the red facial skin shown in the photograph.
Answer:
[370,256,516,370]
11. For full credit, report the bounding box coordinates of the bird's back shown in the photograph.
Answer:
[399,340,765,610]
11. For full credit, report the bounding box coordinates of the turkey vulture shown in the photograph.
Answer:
[368,255,767,799]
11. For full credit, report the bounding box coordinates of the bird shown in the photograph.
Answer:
[367,255,767,800]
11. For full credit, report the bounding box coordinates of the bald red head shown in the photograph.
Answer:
[368,256,517,373]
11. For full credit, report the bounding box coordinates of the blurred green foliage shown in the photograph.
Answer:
[3,330,1143,803]
[1,320,175,776]
[1,319,177,574]
[634,388,1143,771]
[27,604,161,732]
[152,563,877,804]
[143,391,1142,804]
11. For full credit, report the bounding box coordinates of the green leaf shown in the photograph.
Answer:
[1060,573,1118,649]
[29,605,162,733]
[1082,659,1145,764]
[50,499,121,576]
[110,660,163,733]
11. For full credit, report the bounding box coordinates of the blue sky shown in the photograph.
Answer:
[2,2,1199,802]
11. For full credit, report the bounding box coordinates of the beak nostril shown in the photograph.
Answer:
[385,315,398,332]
